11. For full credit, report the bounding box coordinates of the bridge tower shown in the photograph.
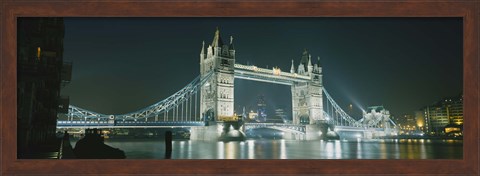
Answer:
[291,49,324,125]
[200,28,236,122]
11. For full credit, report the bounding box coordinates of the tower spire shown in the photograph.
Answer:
[200,40,205,54]
[308,54,312,66]
[211,27,223,48]
[307,54,313,73]
[229,36,235,50]
[290,60,295,73]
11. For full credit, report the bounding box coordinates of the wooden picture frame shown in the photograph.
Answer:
[1,1,478,175]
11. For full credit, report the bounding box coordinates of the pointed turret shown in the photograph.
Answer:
[229,35,235,58]
[298,63,305,75]
[299,49,309,72]
[229,36,235,50]
[211,27,224,48]
[199,41,205,74]
[307,54,313,73]
[200,40,205,55]
[308,54,312,66]
[316,56,322,73]
[290,60,295,73]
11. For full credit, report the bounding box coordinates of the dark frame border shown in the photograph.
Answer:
[1,1,478,175]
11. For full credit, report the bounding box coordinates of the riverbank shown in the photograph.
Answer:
[374,135,463,140]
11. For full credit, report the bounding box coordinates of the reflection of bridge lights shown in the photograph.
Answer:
[280,139,287,159]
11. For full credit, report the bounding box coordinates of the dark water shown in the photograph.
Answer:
[72,138,462,159]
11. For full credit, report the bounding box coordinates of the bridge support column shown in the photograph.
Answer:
[190,121,245,141]
[190,123,221,141]
[291,50,324,126]
[305,122,339,140]
[363,131,373,139]
[283,132,305,140]
[305,124,324,140]
[199,28,236,123]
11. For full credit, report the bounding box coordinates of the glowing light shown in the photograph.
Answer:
[272,67,281,75]
[37,47,41,60]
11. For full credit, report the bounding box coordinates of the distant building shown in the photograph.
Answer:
[248,110,258,120]
[265,108,286,123]
[274,108,288,122]
[404,114,416,129]
[17,18,71,157]
[424,94,463,135]
[414,111,426,132]
[256,95,267,122]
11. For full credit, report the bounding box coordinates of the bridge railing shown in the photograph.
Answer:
[322,87,363,127]
[244,123,307,133]
[57,120,206,128]
[63,71,214,123]
[234,63,310,80]
[117,71,213,121]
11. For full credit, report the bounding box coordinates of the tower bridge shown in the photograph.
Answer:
[57,28,397,140]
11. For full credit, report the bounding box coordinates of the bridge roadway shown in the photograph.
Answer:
[334,126,384,132]
[56,120,205,129]
[234,64,310,86]
[57,120,374,134]
[243,123,306,134]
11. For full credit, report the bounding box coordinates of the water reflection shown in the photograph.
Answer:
[217,141,224,159]
[97,138,462,159]
[225,142,237,159]
[280,140,286,159]
[247,140,254,159]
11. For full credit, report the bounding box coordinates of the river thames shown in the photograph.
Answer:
[72,138,462,159]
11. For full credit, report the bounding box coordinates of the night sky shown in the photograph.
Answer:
[61,18,462,119]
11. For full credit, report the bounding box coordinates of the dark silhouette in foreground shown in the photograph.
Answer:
[165,131,172,159]
[73,129,126,159]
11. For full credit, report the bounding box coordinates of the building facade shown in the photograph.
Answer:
[200,28,236,122]
[424,94,463,135]
[199,29,324,127]
[17,17,71,156]
[290,49,323,125]
[256,95,267,122]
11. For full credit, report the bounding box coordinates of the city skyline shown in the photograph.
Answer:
[61,17,462,119]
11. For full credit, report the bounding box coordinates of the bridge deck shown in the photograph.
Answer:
[57,121,205,128]
[234,64,310,85]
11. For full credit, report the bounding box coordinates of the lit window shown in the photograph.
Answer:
[37,47,41,59]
